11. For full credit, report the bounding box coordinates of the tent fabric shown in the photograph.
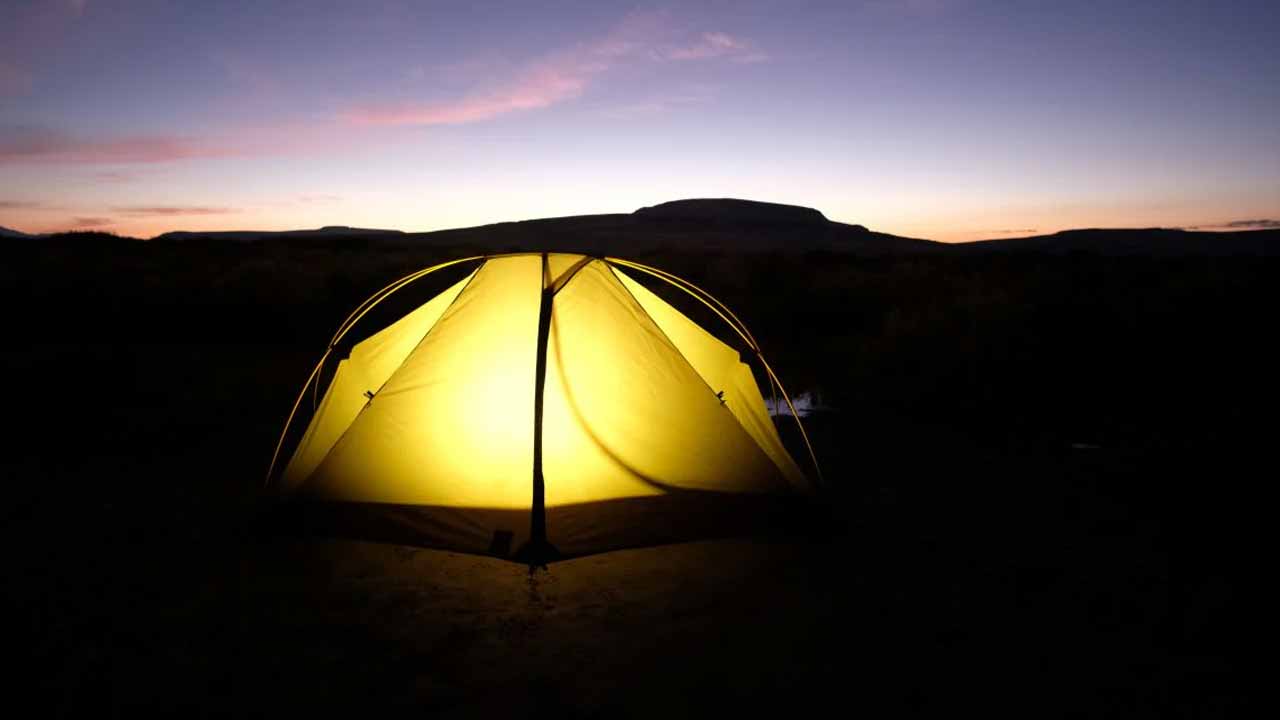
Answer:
[280,269,476,492]
[611,266,808,489]
[542,260,789,504]
[303,255,541,507]
[277,253,812,560]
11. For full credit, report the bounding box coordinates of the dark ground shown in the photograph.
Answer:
[1,226,1264,717]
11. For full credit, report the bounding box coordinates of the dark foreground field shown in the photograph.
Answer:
[2,233,1264,716]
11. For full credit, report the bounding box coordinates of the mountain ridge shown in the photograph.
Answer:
[6,199,1277,256]
[957,226,1279,256]
[130,198,934,256]
[0,225,37,239]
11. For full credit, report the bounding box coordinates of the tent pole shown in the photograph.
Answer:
[264,348,330,489]
[605,257,824,486]
[265,256,484,490]
[517,252,560,567]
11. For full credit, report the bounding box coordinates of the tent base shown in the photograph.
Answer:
[263,492,814,563]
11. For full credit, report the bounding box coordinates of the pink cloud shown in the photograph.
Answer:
[0,120,359,166]
[72,216,113,228]
[297,194,342,205]
[253,194,344,209]
[665,32,749,60]
[343,12,761,128]
[1187,218,1280,231]
[111,206,238,217]
[345,65,588,126]
[0,126,234,165]
[597,89,714,119]
[92,170,137,183]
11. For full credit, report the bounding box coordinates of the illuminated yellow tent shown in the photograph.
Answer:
[267,253,818,563]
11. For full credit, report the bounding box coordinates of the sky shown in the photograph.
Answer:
[1,0,1277,242]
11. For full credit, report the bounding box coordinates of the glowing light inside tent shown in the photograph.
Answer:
[272,253,816,557]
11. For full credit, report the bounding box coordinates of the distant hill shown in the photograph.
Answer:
[143,199,940,256]
[633,198,829,226]
[0,225,37,239]
[152,225,404,243]
[955,227,1280,256]
[391,199,937,255]
[19,199,1279,256]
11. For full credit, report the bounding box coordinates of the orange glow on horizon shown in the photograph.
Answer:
[5,195,1277,244]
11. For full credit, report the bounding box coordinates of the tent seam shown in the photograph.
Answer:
[606,257,778,421]
[549,255,596,295]
[268,256,489,487]
[606,263,730,402]
[606,258,759,350]
[606,260,822,486]
[298,258,488,487]
[605,262,791,486]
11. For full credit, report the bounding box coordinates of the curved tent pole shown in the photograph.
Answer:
[325,252,541,351]
[607,258,760,348]
[605,258,759,350]
[756,356,824,486]
[605,257,781,419]
[604,257,824,486]
[327,255,485,348]
[604,260,752,351]
[264,255,485,489]
[264,349,331,490]
[312,254,491,410]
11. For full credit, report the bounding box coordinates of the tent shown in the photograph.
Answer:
[266,253,819,563]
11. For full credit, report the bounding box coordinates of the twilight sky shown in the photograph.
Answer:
[2,0,1277,241]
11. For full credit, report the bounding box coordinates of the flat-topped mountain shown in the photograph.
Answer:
[124,198,936,256]
[9,199,1276,256]
[633,198,830,226]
